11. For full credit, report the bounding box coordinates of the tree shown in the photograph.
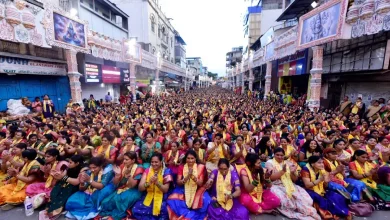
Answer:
[207,72,218,80]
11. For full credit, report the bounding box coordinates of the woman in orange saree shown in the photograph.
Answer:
[0,149,40,210]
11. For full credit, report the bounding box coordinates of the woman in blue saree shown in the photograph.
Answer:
[167,150,211,220]
[65,157,114,220]
[100,152,144,220]
[132,152,173,220]
[301,156,352,220]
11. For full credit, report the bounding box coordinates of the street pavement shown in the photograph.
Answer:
[0,205,389,219]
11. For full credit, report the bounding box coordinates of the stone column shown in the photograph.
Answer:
[155,69,160,95]
[264,61,272,100]
[308,46,323,110]
[248,69,254,91]
[65,49,82,104]
[129,62,136,102]
[241,72,245,94]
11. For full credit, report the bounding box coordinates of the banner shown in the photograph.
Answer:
[0,56,66,76]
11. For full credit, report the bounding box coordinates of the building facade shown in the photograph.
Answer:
[0,0,188,113]
[237,0,390,110]
[113,0,187,93]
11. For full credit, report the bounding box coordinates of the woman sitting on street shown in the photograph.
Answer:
[167,150,211,219]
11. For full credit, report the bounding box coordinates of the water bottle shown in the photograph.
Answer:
[24,196,34,216]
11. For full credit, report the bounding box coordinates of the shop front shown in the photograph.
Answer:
[277,49,309,96]
[79,54,130,103]
[0,53,70,113]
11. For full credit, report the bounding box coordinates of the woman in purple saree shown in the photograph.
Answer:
[205,158,249,220]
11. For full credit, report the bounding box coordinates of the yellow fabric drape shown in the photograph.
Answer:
[305,164,325,196]
[167,150,179,165]
[216,170,233,211]
[271,158,295,198]
[183,163,198,208]
[324,158,344,181]
[45,161,58,188]
[207,143,225,162]
[88,99,96,109]
[355,162,377,189]
[117,165,137,194]
[87,170,102,194]
[196,149,204,160]
[98,146,111,159]
[14,160,40,194]
[43,100,52,113]
[244,165,263,203]
[144,168,163,216]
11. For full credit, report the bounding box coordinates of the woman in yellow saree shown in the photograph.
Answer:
[0,149,40,210]
[349,150,379,192]
[0,143,26,186]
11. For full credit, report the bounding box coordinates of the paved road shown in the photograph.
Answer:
[0,205,389,219]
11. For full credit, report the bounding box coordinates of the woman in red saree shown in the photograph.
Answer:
[167,150,211,220]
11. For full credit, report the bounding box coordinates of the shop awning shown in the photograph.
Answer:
[136,82,148,87]
[276,0,314,21]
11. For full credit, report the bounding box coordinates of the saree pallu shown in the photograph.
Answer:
[373,184,390,202]
[0,183,28,205]
[65,183,116,220]
[270,184,321,220]
[344,178,369,203]
[99,187,142,220]
[239,189,280,214]
[306,189,349,218]
[132,195,169,220]
[167,186,211,220]
[207,198,249,220]
[46,180,79,217]
[0,171,15,187]
[26,182,52,198]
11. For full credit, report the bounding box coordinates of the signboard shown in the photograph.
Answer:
[121,68,130,83]
[102,65,121,84]
[297,0,349,50]
[0,56,66,76]
[85,63,101,83]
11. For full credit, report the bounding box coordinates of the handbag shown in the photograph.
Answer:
[348,202,375,217]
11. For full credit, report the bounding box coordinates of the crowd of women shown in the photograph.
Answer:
[0,87,389,220]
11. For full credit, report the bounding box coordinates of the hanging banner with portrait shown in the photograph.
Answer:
[297,0,351,50]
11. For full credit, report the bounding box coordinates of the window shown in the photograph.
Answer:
[150,14,155,32]
[158,24,161,38]
[95,1,110,19]
[81,0,94,9]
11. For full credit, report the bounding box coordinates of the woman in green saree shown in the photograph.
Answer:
[40,155,85,220]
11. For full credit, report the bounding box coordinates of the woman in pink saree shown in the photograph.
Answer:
[237,153,280,215]
[26,148,68,208]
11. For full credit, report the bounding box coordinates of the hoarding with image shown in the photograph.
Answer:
[102,65,121,84]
